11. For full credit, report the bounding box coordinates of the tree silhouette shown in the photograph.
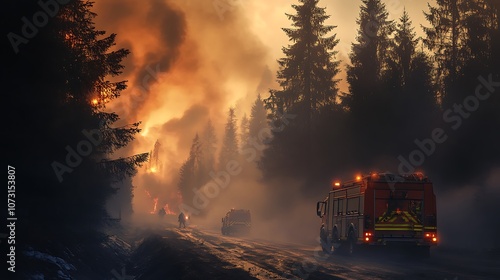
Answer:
[423,0,467,104]
[178,134,203,207]
[240,113,250,149]
[265,0,341,126]
[344,0,394,114]
[4,0,146,242]
[218,108,239,169]
[201,119,218,174]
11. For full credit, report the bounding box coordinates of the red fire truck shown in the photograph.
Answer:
[317,172,437,256]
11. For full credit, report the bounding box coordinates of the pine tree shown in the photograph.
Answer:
[219,108,239,169]
[384,11,437,147]
[240,113,250,148]
[423,0,466,104]
[390,10,436,112]
[344,0,394,113]
[201,120,217,174]
[265,0,341,126]
[389,9,418,88]
[178,134,202,206]
[249,94,269,139]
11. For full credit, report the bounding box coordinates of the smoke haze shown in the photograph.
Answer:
[94,0,498,250]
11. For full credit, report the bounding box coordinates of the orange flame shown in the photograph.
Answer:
[163,204,176,215]
[150,197,158,214]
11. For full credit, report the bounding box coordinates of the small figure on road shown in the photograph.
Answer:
[178,212,187,228]
[158,208,166,218]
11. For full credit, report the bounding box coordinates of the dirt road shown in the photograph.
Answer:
[126,223,499,280]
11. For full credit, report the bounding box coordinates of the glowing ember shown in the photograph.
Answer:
[91,98,98,105]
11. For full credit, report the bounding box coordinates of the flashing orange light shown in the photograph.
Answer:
[334,182,340,187]
[356,175,362,181]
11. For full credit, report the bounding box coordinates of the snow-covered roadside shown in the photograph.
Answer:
[18,229,134,280]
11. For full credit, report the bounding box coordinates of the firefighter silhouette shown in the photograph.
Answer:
[178,212,187,228]
[158,208,166,218]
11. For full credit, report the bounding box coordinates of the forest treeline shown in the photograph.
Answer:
[261,0,499,190]
[177,0,499,209]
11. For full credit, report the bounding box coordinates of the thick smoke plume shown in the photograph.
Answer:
[93,0,274,219]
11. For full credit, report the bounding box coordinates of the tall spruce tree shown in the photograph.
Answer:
[249,94,269,139]
[342,0,395,157]
[178,134,203,207]
[201,119,217,174]
[240,113,250,148]
[218,108,239,169]
[386,11,437,148]
[423,0,467,105]
[265,0,341,126]
[260,0,342,183]
[344,0,394,114]
[389,10,418,88]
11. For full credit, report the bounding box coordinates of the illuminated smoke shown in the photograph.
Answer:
[93,0,273,216]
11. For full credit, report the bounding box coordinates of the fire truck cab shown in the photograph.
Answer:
[221,209,252,236]
[317,172,437,256]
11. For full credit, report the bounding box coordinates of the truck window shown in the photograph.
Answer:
[347,197,359,214]
[338,199,344,215]
[332,198,337,217]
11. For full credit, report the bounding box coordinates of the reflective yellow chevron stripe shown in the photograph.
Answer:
[375,222,423,231]
[378,211,421,223]
[375,223,422,227]
[375,228,423,231]
[403,211,419,223]
[424,226,437,230]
